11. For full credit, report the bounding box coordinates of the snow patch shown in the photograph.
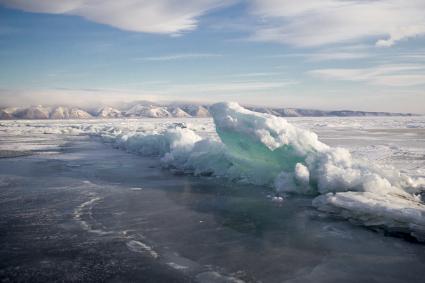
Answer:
[126,240,159,259]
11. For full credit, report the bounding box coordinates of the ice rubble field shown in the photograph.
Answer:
[1,102,425,241]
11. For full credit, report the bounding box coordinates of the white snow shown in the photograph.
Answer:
[96,106,122,118]
[125,105,172,118]
[168,107,191,118]
[126,240,159,259]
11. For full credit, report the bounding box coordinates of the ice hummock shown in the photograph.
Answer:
[210,102,425,240]
[209,102,328,186]
[100,102,425,240]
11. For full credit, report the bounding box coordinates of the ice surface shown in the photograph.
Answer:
[313,192,425,241]
[1,105,424,240]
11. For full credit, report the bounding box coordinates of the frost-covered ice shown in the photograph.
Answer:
[1,104,424,240]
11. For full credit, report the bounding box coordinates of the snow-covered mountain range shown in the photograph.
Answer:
[0,102,415,119]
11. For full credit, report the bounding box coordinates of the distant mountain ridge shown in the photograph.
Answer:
[0,102,416,120]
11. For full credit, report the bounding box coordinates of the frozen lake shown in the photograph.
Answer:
[1,115,425,282]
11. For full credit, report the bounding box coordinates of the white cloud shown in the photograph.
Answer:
[396,52,425,60]
[164,81,296,93]
[0,80,296,107]
[307,52,370,61]
[4,1,424,46]
[249,0,425,47]
[139,53,222,61]
[0,88,166,107]
[268,51,370,61]
[0,0,234,34]
[228,72,282,77]
[309,64,425,86]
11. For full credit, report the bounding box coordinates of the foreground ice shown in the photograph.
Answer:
[1,104,424,241]
[210,103,425,240]
[109,103,425,240]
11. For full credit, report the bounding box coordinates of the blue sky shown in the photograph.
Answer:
[0,0,425,113]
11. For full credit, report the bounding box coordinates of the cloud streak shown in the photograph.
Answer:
[249,0,425,47]
[139,53,223,61]
[163,81,297,93]
[267,51,371,61]
[309,64,425,87]
[0,79,297,107]
[0,0,234,34]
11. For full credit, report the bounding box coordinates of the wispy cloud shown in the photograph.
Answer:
[267,51,370,62]
[228,72,283,78]
[164,80,296,93]
[249,0,425,47]
[139,53,223,61]
[309,64,425,87]
[395,52,425,61]
[0,0,234,34]
[0,88,166,107]
[0,79,297,107]
[306,52,371,62]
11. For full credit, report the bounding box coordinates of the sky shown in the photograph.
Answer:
[0,0,425,113]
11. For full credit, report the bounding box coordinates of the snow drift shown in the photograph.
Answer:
[84,102,425,240]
